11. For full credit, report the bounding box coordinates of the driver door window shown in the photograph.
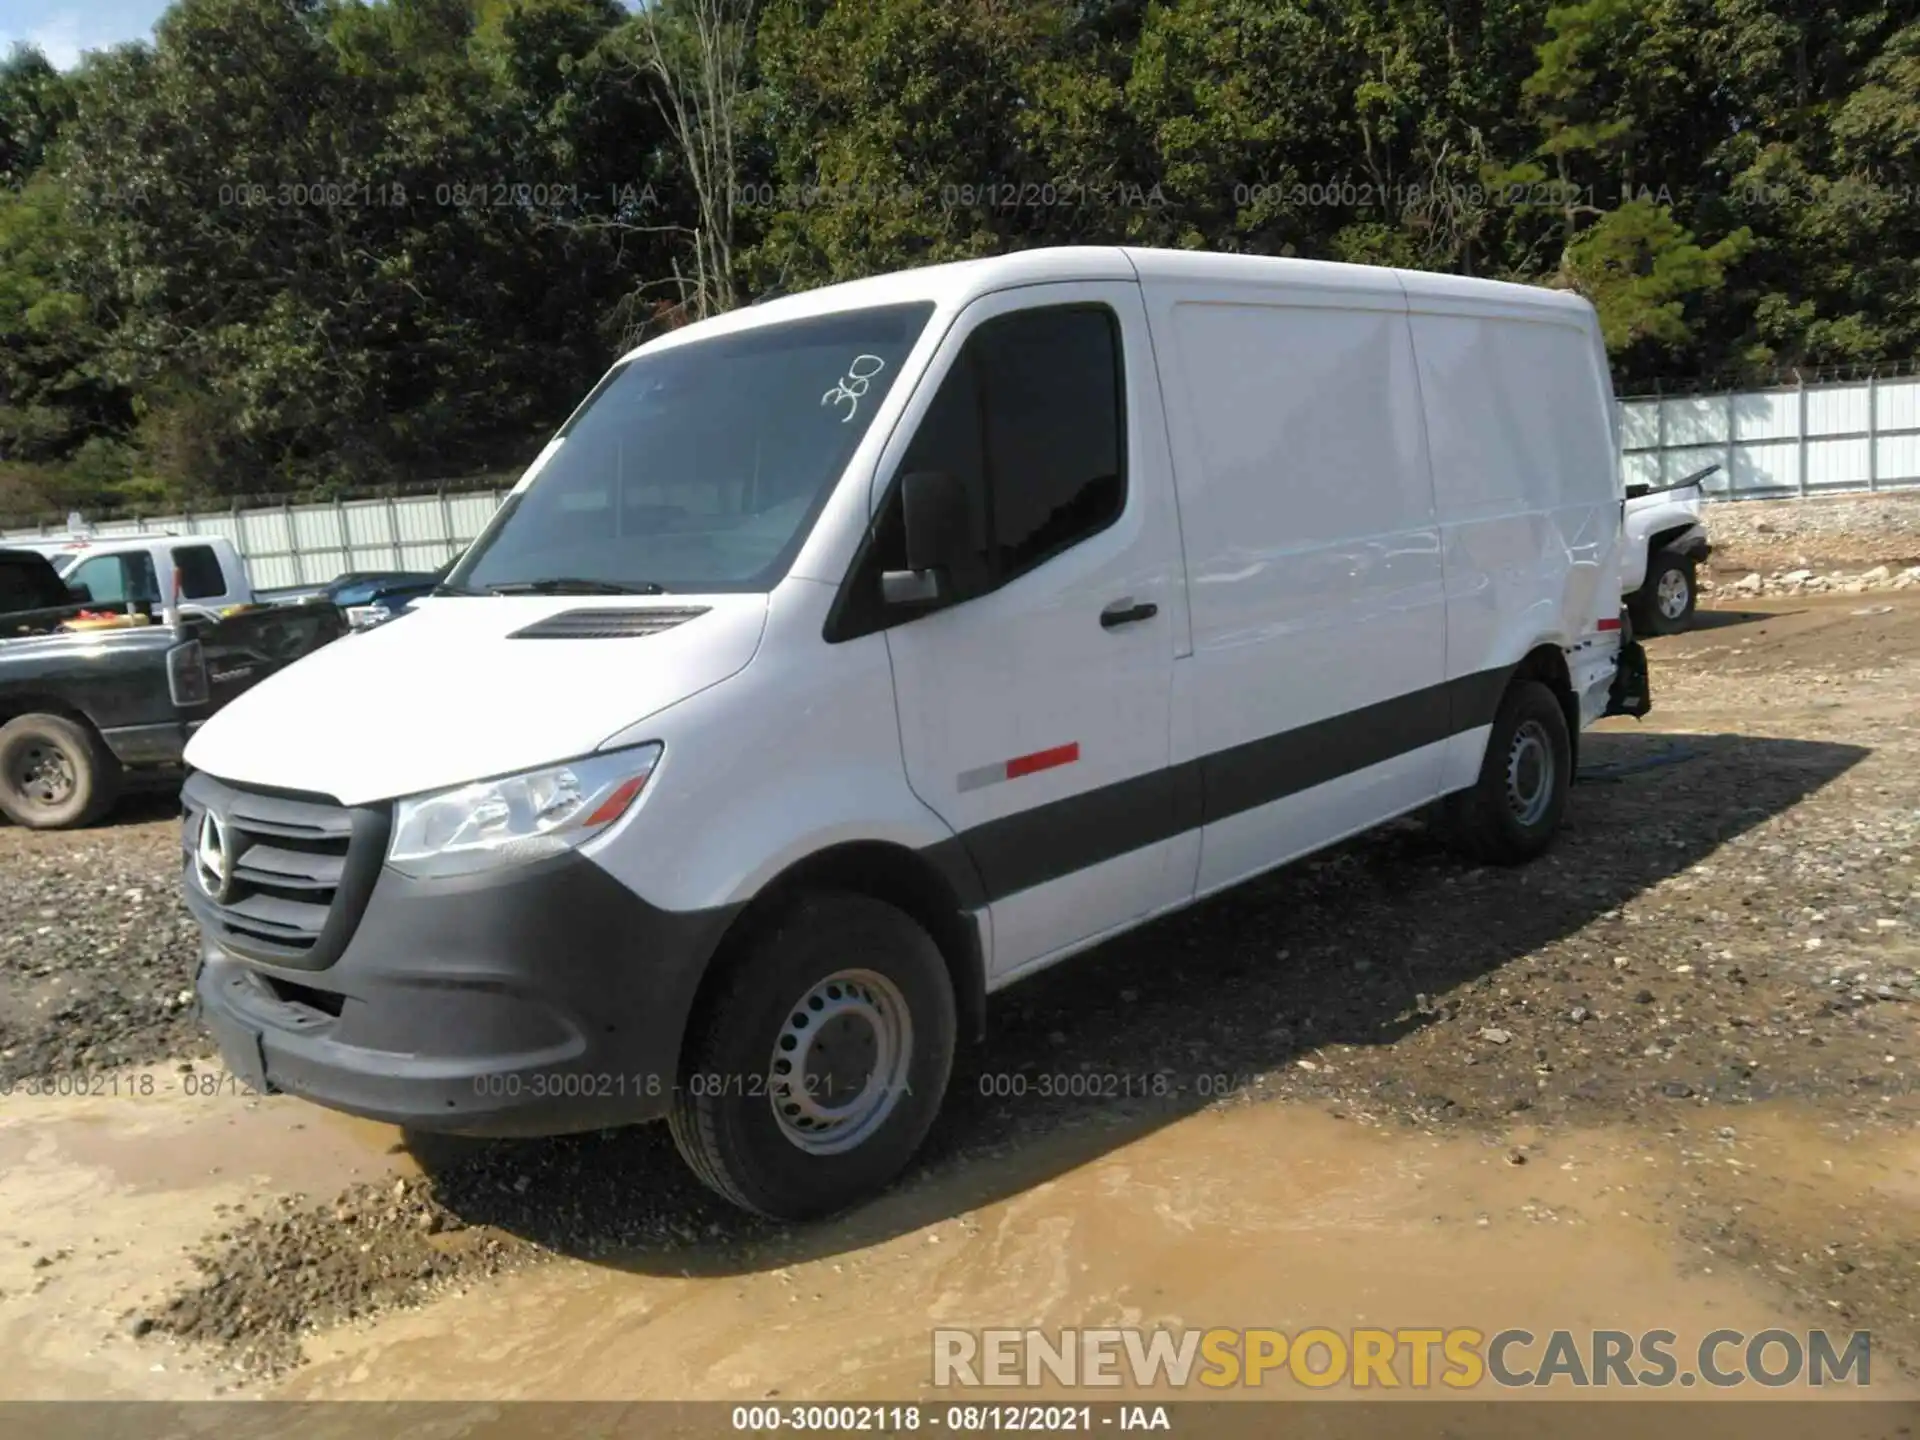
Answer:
[887,304,1126,605]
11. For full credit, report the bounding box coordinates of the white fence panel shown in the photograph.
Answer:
[1619,370,1920,499]
[2,486,507,590]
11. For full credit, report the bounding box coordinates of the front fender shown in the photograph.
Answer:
[590,583,956,917]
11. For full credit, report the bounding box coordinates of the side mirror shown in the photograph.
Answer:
[882,470,972,605]
[66,582,92,603]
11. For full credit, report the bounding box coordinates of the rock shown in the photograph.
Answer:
[1478,1027,1513,1045]
[1861,564,1892,583]
[1732,572,1764,594]
[1568,1006,1591,1024]
[125,1315,155,1338]
[1780,569,1815,585]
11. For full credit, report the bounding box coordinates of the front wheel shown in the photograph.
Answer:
[1438,679,1572,864]
[1631,550,1696,635]
[669,891,956,1219]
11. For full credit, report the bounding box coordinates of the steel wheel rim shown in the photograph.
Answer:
[769,968,914,1156]
[1656,567,1690,619]
[15,743,76,807]
[1505,719,1554,827]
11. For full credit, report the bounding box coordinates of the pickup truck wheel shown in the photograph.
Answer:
[668,891,956,1220]
[0,714,121,829]
[1631,550,1696,635]
[1438,680,1571,865]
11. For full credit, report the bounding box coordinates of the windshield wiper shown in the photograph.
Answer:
[485,577,669,596]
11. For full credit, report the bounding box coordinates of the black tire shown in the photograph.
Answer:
[1630,549,1696,635]
[0,713,121,830]
[1438,680,1571,865]
[668,891,956,1220]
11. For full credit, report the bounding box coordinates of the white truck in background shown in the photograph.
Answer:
[16,532,450,629]
[1620,464,1716,634]
[16,534,258,616]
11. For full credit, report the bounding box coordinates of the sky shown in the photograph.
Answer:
[0,1,170,67]
[0,1,650,68]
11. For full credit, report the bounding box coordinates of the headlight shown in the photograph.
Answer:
[387,743,662,879]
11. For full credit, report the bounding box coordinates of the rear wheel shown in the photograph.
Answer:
[1631,549,1696,635]
[669,891,956,1219]
[0,713,121,829]
[1438,680,1571,864]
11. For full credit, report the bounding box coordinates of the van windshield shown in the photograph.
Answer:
[451,302,935,595]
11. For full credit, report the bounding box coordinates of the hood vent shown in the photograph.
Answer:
[508,606,711,640]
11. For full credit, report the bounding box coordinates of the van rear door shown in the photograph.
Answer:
[873,282,1189,979]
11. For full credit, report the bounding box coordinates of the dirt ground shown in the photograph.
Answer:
[0,583,1917,1411]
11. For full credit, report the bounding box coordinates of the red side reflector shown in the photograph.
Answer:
[1596,617,1622,632]
[1006,742,1080,780]
[584,774,649,826]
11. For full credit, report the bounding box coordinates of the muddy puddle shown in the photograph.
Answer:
[5,1060,1911,1404]
[0,1065,415,1398]
[280,1101,1915,1402]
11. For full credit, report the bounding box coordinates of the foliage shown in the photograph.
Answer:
[1,0,1916,517]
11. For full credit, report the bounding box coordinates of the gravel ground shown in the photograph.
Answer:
[142,593,1920,1379]
[0,794,202,1082]
[3,499,1918,1380]
[1705,488,1920,572]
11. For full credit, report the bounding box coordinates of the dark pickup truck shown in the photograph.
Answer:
[0,547,344,828]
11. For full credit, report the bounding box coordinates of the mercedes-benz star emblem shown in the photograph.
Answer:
[195,810,233,903]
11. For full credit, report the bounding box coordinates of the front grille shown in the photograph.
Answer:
[181,771,390,970]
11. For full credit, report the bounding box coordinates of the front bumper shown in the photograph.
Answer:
[192,850,740,1137]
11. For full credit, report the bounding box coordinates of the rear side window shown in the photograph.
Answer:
[895,304,1126,588]
[172,544,226,599]
[0,557,66,611]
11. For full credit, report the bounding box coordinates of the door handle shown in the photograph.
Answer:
[1099,598,1158,629]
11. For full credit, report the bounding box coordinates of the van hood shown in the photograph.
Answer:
[183,594,768,805]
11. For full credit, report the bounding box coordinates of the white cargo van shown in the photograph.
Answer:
[181,247,1648,1218]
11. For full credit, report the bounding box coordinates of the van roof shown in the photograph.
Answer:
[623,246,1592,361]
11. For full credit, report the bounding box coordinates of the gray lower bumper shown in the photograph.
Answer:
[193,851,740,1137]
